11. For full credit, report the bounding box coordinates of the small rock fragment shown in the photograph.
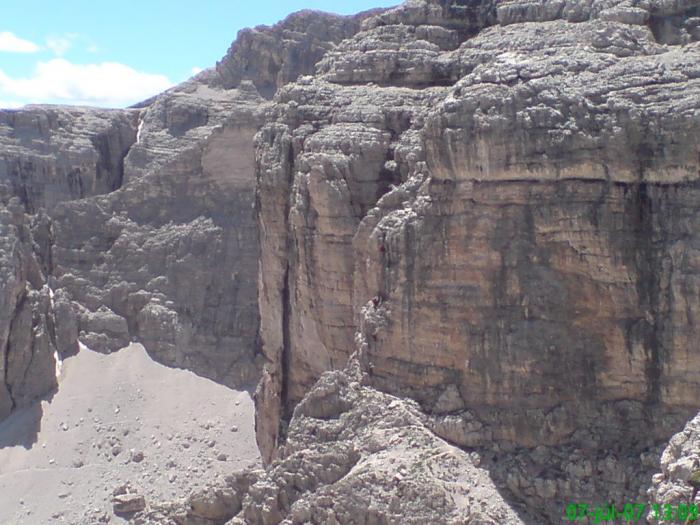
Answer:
[112,493,146,515]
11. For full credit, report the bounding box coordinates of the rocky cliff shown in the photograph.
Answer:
[0,190,76,420]
[1,0,700,523]
[253,0,700,521]
[0,8,385,415]
[648,412,700,523]
[0,9,407,447]
[49,81,267,386]
[135,360,526,525]
[0,84,265,397]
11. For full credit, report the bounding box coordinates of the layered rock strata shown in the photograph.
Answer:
[254,0,700,520]
[0,189,77,420]
[2,0,700,523]
[0,8,383,419]
[0,107,138,212]
[0,79,267,391]
[48,79,268,386]
[134,363,526,525]
[216,9,382,96]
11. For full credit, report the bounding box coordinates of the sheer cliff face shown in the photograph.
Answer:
[0,79,268,400]
[0,108,138,213]
[2,0,700,522]
[361,18,700,417]
[0,9,380,417]
[48,82,268,387]
[254,0,700,517]
[0,194,77,420]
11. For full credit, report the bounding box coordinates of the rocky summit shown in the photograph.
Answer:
[1,0,700,523]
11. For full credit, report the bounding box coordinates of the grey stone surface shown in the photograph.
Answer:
[0,77,273,397]
[2,1,700,523]
[0,5,385,425]
[0,106,138,212]
[134,362,526,525]
[47,80,269,388]
[0,192,66,419]
[216,9,382,97]
[648,412,700,523]
[113,493,147,515]
[253,0,700,521]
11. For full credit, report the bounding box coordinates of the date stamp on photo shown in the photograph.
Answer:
[565,503,699,523]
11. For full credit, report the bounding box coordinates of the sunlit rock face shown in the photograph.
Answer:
[0,106,138,212]
[253,0,700,519]
[47,82,268,387]
[0,8,381,420]
[648,412,700,524]
[1,1,700,522]
[0,92,265,393]
[0,82,268,408]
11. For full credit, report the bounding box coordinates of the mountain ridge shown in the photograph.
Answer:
[1,0,700,523]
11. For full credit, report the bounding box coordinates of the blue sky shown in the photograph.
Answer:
[0,0,398,108]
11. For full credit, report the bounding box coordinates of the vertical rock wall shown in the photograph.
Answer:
[253,0,700,518]
[0,192,77,420]
[0,8,383,421]
[0,78,269,410]
[47,83,269,387]
[0,106,139,417]
[2,2,700,520]
[0,107,138,212]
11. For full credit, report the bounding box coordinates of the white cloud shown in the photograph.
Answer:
[46,34,77,56]
[191,67,203,75]
[0,31,39,53]
[0,99,24,109]
[46,33,99,56]
[0,59,173,108]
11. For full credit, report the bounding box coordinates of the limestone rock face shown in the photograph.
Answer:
[254,0,700,519]
[47,79,269,387]
[216,9,381,97]
[255,80,448,460]
[0,4,387,426]
[648,412,700,523]
[2,0,700,522]
[0,8,379,415]
[0,80,268,394]
[135,364,525,525]
[0,191,73,420]
[0,106,138,212]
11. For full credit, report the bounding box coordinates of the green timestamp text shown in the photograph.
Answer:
[565,502,699,523]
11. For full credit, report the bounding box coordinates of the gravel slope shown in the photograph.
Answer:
[0,343,259,525]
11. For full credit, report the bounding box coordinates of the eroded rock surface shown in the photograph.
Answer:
[253,0,700,521]
[0,8,386,409]
[1,1,700,523]
[0,106,138,212]
[216,9,382,97]
[648,412,700,523]
[0,86,266,389]
[134,363,526,525]
[0,189,77,420]
[47,79,269,386]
